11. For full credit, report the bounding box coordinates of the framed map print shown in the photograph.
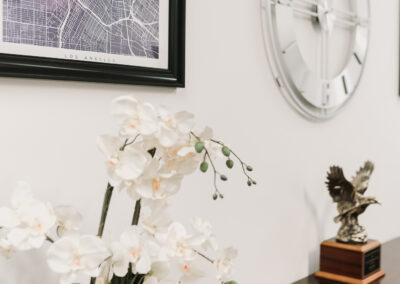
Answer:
[0,0,185,87]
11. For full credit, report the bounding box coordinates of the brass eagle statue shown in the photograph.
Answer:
[326,161,379,244]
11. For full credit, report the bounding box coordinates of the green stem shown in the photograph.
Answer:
[131,199,142,226]
[97,183,114,237]
[90,183,114,284]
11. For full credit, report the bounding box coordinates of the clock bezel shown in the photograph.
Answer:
[261,0,370,120]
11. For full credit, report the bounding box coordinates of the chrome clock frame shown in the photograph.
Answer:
[261,0,370,120]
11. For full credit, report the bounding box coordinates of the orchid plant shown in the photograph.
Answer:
[0,96,256,284]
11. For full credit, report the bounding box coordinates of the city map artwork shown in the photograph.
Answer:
[3,0,160,60]
[0,0,185,86]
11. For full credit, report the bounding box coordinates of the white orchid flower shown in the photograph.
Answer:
[190,217,218,251]
[109,242,130,277]
[0,238,13,258]
[134,159,183,200]
[47,234,110,284]
[215,247,238,282]
[98,135,150,186]
[54,206,83,237]
[140,199,172,236]
[0,182,56,251]
[156,107,195,148]
[176,259,205,284]
[119,226,160,275]
[160,142,202,176]
[111,96,159,137]
[166,222,198,260]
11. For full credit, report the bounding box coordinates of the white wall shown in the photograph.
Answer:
[0,0,399,283]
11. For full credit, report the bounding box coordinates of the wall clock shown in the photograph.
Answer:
[261,0,370,119]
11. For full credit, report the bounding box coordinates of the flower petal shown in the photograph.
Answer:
[135,253,151,274]
[115,148,148,180]
[0,207,20,228]
[97,135,121,161]
[111,96,138,124]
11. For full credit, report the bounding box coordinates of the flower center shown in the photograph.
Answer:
[152,178,160,191]
[131,246,142,259]
[73,252,81,266]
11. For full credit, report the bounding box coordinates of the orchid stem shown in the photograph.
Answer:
[193,249,214,264]
[131,199,141,226]
[90,183,114,284]
[97,183,114,237]
[46,235,54,243]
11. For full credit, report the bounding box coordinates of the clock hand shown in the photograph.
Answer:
[330,10,368,28]
[320,30,330,106]
[272,0,368,28]
[293,0,369,27]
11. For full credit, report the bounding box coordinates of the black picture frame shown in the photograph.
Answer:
[0,0,185,87]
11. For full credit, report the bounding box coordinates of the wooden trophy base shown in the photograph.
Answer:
[315,238,385,284]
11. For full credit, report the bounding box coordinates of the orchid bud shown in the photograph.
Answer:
[195,141,204,153]
[200,162,209,172]
[222,146,231,157]
[220,175,228,181]
[213,193,218,200]
[226,159,234,169]
[247,180,252,186]
[246,165,253,171]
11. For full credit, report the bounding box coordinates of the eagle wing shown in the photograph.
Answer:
[326,166,355,203]
[351,161,374,195]
[334,196,379,223]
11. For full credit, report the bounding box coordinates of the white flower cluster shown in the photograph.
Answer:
[0,96,244,284]
[98,96,220,201]
[0,183,236,284]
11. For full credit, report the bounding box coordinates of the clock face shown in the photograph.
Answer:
[261,0,370,119]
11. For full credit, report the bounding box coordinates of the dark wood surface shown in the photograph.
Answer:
[293,237,400,284]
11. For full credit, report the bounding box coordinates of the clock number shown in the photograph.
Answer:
[342,75,348,95]
[353,52,362,65]
[282,41,296,54]
[322,82,330,106]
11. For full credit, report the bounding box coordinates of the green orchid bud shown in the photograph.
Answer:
[221,146,231,157]
[212,193,218,200]
[200,161,209,172]
[195,141,204,153]
[247,180,252,186]
[246,165,253,171]
[226,159,234,169]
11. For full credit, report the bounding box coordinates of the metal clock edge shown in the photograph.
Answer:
[260,0,371,121]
